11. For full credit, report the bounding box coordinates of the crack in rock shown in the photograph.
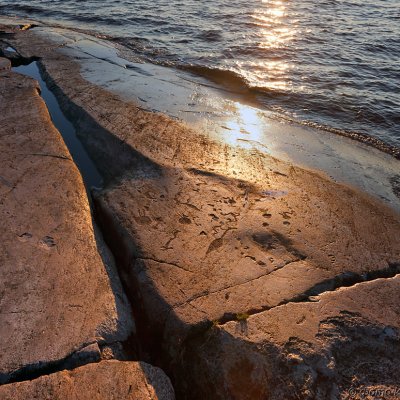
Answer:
[0,342,99,385]
[216,262,400,325]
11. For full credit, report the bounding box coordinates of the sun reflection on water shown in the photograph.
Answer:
[220,102,266,147]
[244,0,296,91]
[217,1,299,148]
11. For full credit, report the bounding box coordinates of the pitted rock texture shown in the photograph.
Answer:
[4,24,400,399]
[0,69,133,383]
[178,276,400,399]
[94,161,400,340]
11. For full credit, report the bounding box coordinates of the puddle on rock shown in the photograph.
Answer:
[13,61,103,189]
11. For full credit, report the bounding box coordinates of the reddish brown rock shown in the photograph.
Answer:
[0,57,11,71]
[2,23,400,399]
[180,276,400,399]
[94,157,400,346]
[0,69,133,383]
[0,360,175,400]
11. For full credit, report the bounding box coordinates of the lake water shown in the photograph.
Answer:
[1,0,399,150]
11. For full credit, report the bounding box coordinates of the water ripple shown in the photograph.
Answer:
[1,0,399,148]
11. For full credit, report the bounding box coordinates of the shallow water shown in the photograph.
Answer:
[1,0,399,149]
[13,61,103,189]
[30,27,400,212]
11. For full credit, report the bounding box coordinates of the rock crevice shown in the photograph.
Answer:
[1,24,400,399]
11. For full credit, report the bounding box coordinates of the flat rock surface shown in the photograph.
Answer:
[0,360,175,399]
[3,25,400,398]
[97,164,400,332]
[183,275,400,399]
[0,70,133,383]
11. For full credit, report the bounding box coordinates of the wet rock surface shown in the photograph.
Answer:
[0,66,133,382]
[0,360,175,399]
[1,21,400,399]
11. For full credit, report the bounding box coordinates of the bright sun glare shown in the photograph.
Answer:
[221,103,265,147]
[247,0,296,91]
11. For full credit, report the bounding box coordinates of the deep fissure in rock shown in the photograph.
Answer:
[3,53,140,384]
[6,46,400,398]
[10,58,103,189]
